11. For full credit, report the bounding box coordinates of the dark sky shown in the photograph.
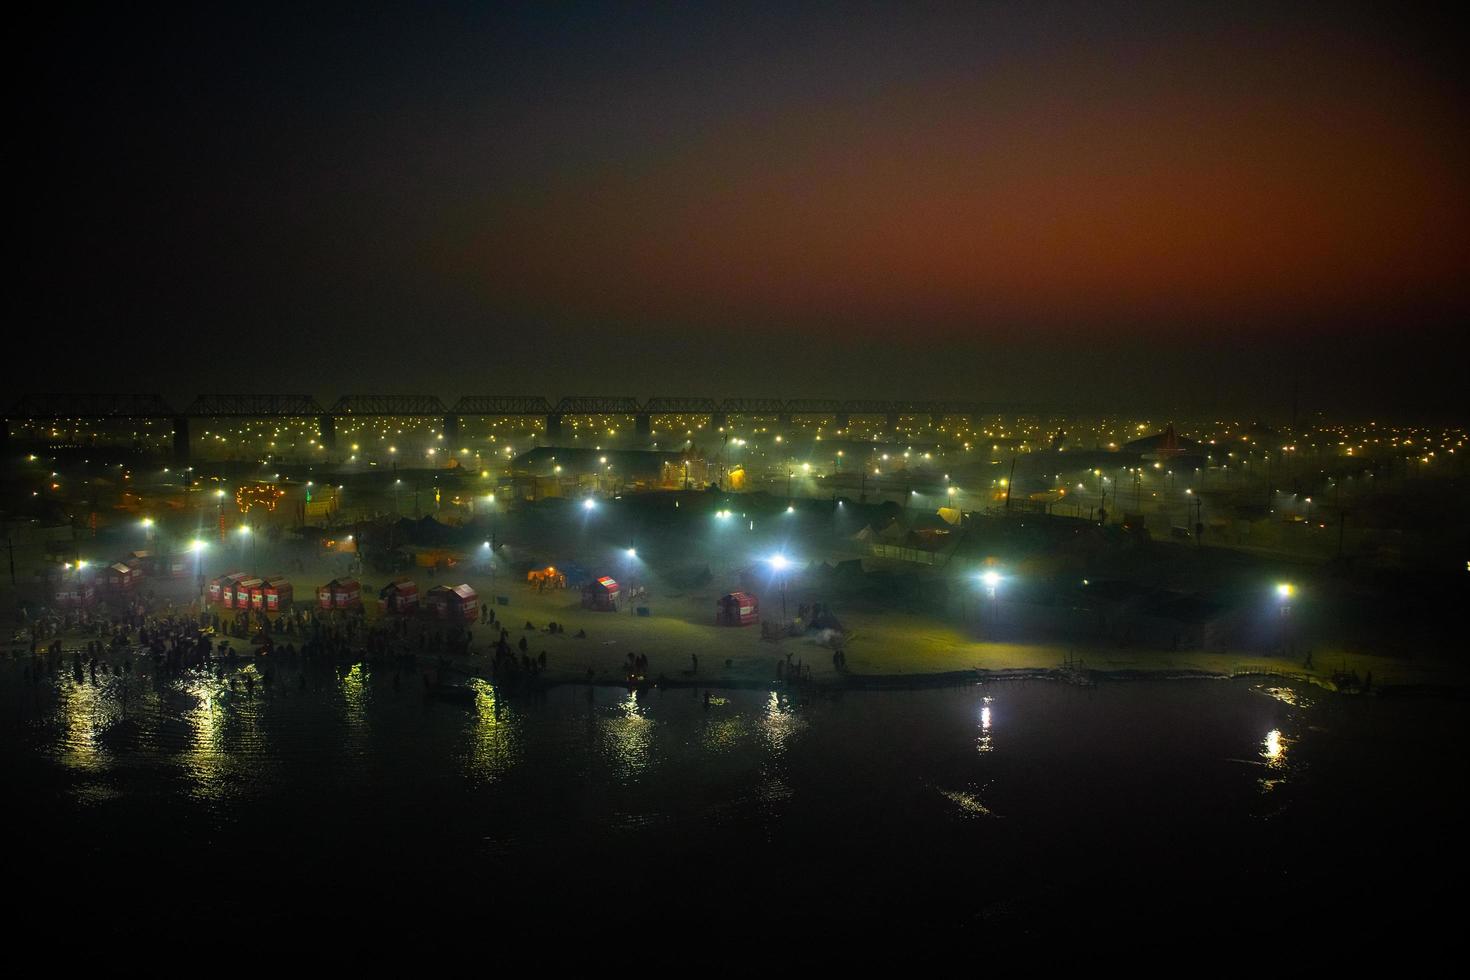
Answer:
[18,2,1469,417]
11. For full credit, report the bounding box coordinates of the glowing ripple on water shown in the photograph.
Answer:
[760,691,806,756]
[1256,728,1294,793]
[976,695,995,755]
[601,690,655,780]
[464,679,522,783]
[939,788,993,818]
[1260,685,1313,708]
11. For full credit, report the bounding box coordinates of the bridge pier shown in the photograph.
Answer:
[836,412,850,430]
[778,412,791,428]
[319,416,337,451]
[172,415,190,463]
[635,413,651,438]
[546,413,563,441]
[443,414,459,444]
[886,412,899,432]
[711,411,727,430]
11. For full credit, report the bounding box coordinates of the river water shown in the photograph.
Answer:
[6,661,1460,940]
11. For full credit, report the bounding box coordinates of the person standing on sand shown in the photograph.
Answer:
[691,652,698,674]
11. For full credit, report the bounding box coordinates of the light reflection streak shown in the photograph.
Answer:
[976,695,994,754]
[466,679,519,781]
[1261,728,1288,769]
[760,690,805,756]
[602,689,654,779]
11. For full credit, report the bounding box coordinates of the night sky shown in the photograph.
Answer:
[19,2,1469,416]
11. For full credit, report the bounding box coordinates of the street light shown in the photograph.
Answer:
[768,553,791,620]
[1275,582,1295,653]
[980,569,1001,599]
[190,539,207,599]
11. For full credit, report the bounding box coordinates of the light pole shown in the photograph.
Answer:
[191,539,207,603]
[1276,582,1295,653]
[769,553,790,621]
[978,569,1002,636]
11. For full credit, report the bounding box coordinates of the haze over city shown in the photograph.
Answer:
[19,2,1469,412]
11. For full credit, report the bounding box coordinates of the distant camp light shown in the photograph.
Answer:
[1276,583,1295,599]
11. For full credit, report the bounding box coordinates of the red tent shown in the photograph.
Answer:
[379,579,419,614]
[333,578,362,609]
[318,577,362,610]
[716,591,759,626]
[581,576,620,612]
[262,576,293,612]
[54,571,98,609]
[234,578,263,610]
[157,553,189,578]
[426,583,479,622]
[210,572,247,606]
[105,562,138,592]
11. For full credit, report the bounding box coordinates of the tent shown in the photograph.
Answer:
[262,576,293,612]
[210,572,247,606]
[54,577,97,609]
[317,577,362,610]
[105,562,138,592]
[581,576,620,612]
[426,583,479,622]
[333,578,362,610]
[234,578,264,610]
[716,591,759,626]
[379,579,420,614]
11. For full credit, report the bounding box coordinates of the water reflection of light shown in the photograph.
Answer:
[940,788,992,818]
[700,714,747,754]
[602,690,654,779]
[1261,729,1288,768]
[339,663,370,757]
[976,696,994,754]
[760,691,806,756]
[466,680,519,782]
[57,677,109,772]
[180,678,230,795]
[1261,685,1312,708]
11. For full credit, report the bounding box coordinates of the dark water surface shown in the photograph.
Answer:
[7,662,1461,940]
